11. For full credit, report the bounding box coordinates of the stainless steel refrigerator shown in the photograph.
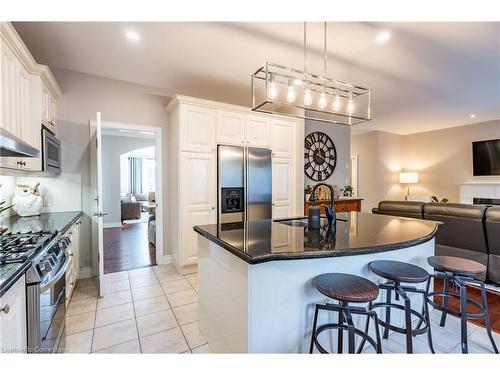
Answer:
[218,145,272,224]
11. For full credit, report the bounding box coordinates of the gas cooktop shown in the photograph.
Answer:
[0,231,56,264]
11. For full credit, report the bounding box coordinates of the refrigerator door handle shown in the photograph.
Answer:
[244,147,248,222]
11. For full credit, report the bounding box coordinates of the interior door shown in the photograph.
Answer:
[90,112,105,296]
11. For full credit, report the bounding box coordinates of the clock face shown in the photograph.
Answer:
[304,131,337,181]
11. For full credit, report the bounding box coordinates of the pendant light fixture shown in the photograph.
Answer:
[251,22,372,126]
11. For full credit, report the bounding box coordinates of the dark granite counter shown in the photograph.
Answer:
[0,211,83,297]
[193,212,439,264]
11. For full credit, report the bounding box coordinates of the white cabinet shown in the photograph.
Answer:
[180,104,216,152]
[0,23,61,171]
[1,40,19,138]
[272,158,294,219]
[271,119,295,158]
[41,83,57,135]
[180,152,217,265]
[0,275,27,353]
[216,110,245,145]
[245,115,270,147]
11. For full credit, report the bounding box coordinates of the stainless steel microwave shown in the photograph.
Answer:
[42,128,61,174]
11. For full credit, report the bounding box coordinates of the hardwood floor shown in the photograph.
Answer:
[433,278,500,334]
[103,222,156,274]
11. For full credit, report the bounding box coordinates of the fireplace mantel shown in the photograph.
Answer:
[459,182,500,204]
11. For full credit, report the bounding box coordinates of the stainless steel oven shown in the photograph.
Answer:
[42,127,61,174]
[26,236,71,353]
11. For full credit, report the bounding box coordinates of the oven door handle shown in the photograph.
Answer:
[40,252,70,293]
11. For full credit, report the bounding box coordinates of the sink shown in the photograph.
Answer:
[277,219,309,227]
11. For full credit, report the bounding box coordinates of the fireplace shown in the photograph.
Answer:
[473,198,500,206]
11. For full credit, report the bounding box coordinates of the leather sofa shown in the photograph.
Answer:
[486,207,500,284]
[121,202,141,221]
[372,200,498,284]
[372,200,424,219]
[423,203,488,281]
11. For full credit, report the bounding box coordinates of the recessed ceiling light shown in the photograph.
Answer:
[375,30,391,44]
[470,114,476,119]
[125,31,140,42]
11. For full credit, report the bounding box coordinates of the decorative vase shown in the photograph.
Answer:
[12,182,42,217]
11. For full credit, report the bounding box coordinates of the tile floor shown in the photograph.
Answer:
[62,263,210,354]
[63,264,499,354]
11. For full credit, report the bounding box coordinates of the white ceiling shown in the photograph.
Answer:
[13,22,500,135]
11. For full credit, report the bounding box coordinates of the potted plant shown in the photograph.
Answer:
[304,185,313,201]
[431,196,449,203]
[341,184,354,197]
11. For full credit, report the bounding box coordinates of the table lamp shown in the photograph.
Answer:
[399,172,419,196]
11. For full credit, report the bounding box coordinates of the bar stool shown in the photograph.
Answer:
[359,260,434,354]
[310,273,382,354]
[425,255,499,354]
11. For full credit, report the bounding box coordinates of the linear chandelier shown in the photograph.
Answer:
[251,22,372,126]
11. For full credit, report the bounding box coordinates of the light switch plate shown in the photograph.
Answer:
[43,195,53,207]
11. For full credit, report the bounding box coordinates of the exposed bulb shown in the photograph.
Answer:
[346,92,355,115]
[333,90,342,112]
[286,80,296,103]
[304,88,313,106]
[318,89,327,109]
[267,74,278,100]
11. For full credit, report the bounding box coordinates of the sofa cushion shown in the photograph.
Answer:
[424,203,488,254]
[376,200,424,219]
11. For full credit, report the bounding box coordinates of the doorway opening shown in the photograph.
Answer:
[100,123,163,274]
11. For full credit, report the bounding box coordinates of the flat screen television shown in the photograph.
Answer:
[472,139,500,176]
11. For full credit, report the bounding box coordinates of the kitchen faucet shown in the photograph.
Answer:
[309,183,336,226]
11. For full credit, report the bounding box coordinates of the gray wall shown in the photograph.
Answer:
[351,119,500,211]
[53,68,170,274]
[102,135,155,225]
[304,120,351,190]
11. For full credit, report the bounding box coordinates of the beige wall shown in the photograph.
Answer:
[352,119,500,211]
[52,68,170,275]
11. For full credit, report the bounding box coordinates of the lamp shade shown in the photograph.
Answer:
[399,172,419,184]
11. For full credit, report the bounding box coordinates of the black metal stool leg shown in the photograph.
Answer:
[338,309,344,354]
[372,312,383,353]
[459,283,468,354]
[357,301,372,353]
[480,282,499,354]
[401,290,413,354]
[440,277,449,327]
[423,290,435,354]
[415,277,431,332]
[343,304,356,354]
[383,288,392,339]
[309,305,320,353]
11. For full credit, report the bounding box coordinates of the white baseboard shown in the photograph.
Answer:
[103,222,123,229]
[161,255,173,265]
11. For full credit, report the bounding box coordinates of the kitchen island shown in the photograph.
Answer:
[193,212,439,353]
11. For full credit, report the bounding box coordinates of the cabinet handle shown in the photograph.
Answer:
[211,206,215,210]
[0,304,10,314]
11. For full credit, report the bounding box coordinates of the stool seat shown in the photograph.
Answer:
[427,256,486,276]
[313,273,379,303]
[369,260,429,283]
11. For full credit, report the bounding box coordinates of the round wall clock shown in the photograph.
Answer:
[304,131,337,181]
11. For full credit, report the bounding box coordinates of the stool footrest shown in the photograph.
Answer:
[427,291,486,320]
[371,301,429,336]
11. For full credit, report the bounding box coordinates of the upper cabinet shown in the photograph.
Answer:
[180,104,216,153]
[216,110,245,146]
[0,22,61,171]
[245,115,270,147]
[270,118,295,159]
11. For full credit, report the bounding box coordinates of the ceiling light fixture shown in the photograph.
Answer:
[470,114,476,119]
[375,30,391,44]
[251,22,371,126]
[125,30,140,42]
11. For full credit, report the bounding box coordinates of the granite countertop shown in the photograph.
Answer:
[193,212,439,264]
[0,211,83,297]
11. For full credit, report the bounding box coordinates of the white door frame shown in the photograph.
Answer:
[101,120,165,265]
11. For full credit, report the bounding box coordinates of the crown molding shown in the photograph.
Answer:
[1,22,61,98]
